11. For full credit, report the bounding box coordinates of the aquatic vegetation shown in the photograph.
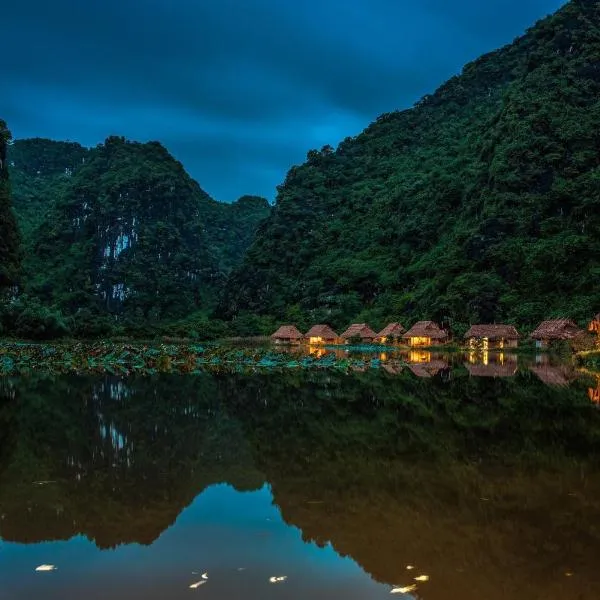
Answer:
[0,341,411,376]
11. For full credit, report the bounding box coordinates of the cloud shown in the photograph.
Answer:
[3,0,565,200]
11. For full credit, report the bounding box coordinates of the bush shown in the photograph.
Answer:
[0,296,70,340]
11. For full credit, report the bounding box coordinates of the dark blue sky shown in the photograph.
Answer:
[4,0,565,202]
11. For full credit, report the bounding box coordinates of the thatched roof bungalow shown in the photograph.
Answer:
[305,324,339,345]
[375,322,405,343]
[464,324,520,349]
[340,323,377,343]
[402,321,448,347]
[271,325,304,344]
[530,319,584,349]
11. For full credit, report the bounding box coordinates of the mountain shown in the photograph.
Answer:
[5,136,269,335]
[219,0,600,333]
[8,137,90,239]
[0,121,21,294]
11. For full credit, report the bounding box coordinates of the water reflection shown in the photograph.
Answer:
[1,372,600,599]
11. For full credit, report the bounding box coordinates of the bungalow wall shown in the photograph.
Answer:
[467,337,518,350]
[408,337,432,347]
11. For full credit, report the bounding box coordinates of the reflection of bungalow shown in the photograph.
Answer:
[464,324,520,349]
[340,323,377,344]
[529,364,572,387]
[402,321,448,347]
[382,361,403,375]
[465,362,517,378]
[271,325,304,345]
[375,322,405,344]
[407,359,448,378]
[588,383,600,405]
[305,324,338,345]
[589,313,600,334]
[530,319,584,349]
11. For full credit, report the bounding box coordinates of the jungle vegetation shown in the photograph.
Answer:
[2,0,600,339]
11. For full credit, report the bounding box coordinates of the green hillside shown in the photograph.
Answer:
[219,0,600,334]
[0,121,20,295]
[2,136,269,337]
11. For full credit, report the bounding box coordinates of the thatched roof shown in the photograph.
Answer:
[377,322,405,337]
[271,325,304,340]
[530,319,583,340]
[465,363,518,378]
[464,324,520,340]
[305,324,338,339]
[340,323,377,340]
[402,321,448,340]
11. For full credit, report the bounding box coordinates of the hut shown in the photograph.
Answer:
[464,324,520,350]
[375,322,405,343]
[305,324,339,345]
[271,325,304,345]
[340,323,377,344]
[589,313,600,334]
[530,319,584,349]
[402,321,448,347]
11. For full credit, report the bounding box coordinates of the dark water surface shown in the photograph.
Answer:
[1,362,600,599]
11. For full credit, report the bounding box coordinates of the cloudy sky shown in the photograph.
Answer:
[4,0,564,202]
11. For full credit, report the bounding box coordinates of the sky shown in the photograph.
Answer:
[4,0,565,202]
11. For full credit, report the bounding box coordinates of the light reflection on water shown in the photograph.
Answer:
[1,370,600,599]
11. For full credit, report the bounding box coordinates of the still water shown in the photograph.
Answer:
[1,360,600,599]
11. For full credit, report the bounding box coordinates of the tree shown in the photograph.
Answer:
[0,120,21,294]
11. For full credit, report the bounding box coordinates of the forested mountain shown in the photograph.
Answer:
[8,138,90,239]
[219,0,600,334]
[0,121,20,295]
[2,136,269,337]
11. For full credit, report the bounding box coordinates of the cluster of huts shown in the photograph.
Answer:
[271,315,600,349]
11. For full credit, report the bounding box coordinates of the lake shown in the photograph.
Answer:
[1,359,600,599]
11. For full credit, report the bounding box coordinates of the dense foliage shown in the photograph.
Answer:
[3,137,269,338]
[220,0,600,334]
[0,121,21,295]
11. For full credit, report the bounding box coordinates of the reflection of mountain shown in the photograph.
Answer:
[269,461,600,600]
[0,375,264,548]
[2,370,600,598]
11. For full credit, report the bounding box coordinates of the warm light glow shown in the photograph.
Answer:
[308,345,326,358]
[589,320,600,333]
[469,338,476,349]
[380,336,388,344]
[409,350,431,363]
[410,337,431,347]
[379,352,388,361]
[483,350,489,366]
[309,336,323,344]
[499,339,504,349]
[468,351,476,364]
[483,337,489,350]
[499,352,505,365]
